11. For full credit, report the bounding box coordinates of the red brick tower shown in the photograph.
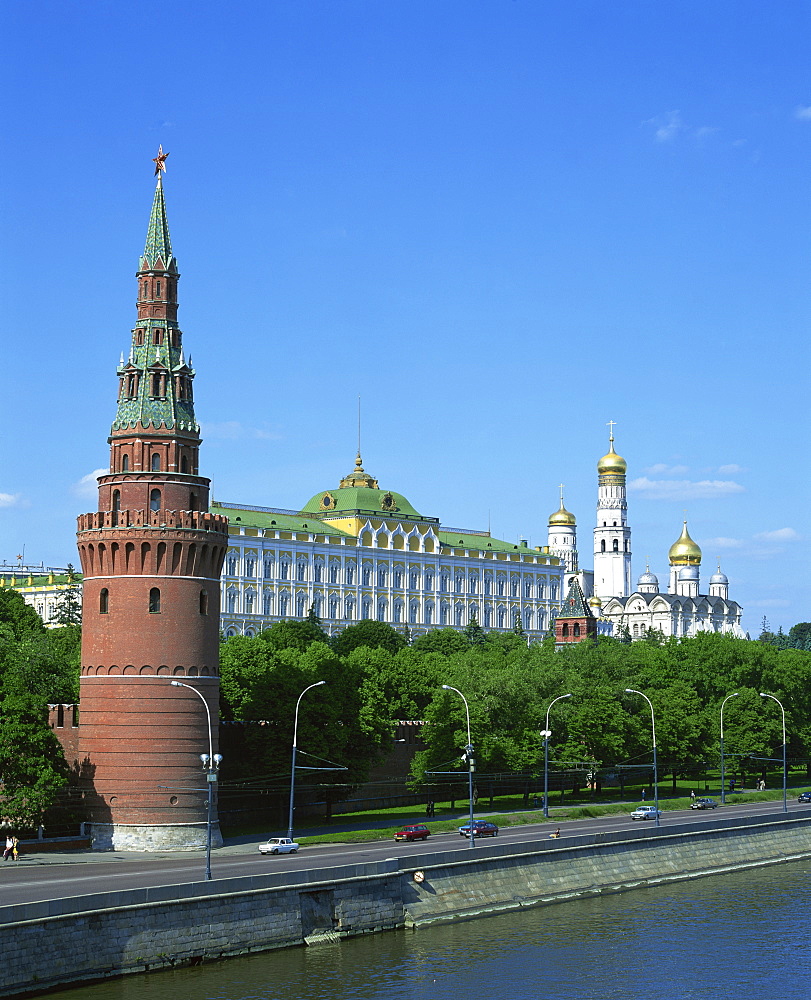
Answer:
[554,577,598,646]
[76,158,229,850]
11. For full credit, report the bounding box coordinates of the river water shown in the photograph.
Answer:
[52,859,810,1000]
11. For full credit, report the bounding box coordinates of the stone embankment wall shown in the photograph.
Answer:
[2,812,810,997]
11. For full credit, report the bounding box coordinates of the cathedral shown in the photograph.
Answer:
[543,433,745,641]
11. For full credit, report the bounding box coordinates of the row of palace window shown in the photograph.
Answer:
[98,587,209,615]
[225,590,548,630]
[225,554,557,600]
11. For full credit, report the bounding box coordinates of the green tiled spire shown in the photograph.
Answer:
[556,578,595,620]
[141,176,176,272]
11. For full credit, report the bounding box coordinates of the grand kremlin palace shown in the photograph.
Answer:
[212,453,564,641]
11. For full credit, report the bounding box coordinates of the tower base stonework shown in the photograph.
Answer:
[88,822,223,852]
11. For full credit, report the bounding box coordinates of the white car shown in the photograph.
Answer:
[258,837,300,855]
[630,805,661,821]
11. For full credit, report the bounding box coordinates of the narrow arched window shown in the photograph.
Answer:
[150,489,161,512]
[562,623,569,637]
[199,590,208,615]
[149,587,161,613]
[156,281,161,296]
[574,623,581,637]
[151,453,161,472]
[613,539,619,553]
[122,455,129,471]
[112,490,121,526]
[99,588,109,614]
[601,540,606,553]
[181,455,188,473]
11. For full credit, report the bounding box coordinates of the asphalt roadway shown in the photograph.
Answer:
[1,797,808,909]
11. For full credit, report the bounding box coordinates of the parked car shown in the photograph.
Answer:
[690,797,719,810]
[458,820,499,838]
[798,792,811,803]
[394,824,431,842]
[258,837,299,855]
[630,805,661,821]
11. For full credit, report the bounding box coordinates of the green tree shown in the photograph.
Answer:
[464,613,486,647]
[257,616,328,652]
[412,628,469,656]
[331,620,406,657]
[51,565,82,627]
[0,690,69,828]
[0,588,45,641]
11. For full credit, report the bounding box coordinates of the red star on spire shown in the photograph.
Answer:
[152,145,169,175]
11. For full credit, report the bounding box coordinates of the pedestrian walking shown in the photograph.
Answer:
[641,788,646,801]
[690,790,696,802]
[11,837,19,861]
[3,835,13,861]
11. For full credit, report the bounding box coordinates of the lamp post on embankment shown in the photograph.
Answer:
[541,693,572,820]
[442,684,476,848]
[168,680,222,881]
[720,692,739,805]
[288,680,327,843]
[625,688,659,827]
[759,692,787,814]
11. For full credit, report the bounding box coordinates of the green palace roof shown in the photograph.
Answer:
[210,502,350,537]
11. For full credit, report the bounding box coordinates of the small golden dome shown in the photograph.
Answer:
[548,502,576,527]
[588,595,602,608]
[669,521,702,566]
[597,434,627,476]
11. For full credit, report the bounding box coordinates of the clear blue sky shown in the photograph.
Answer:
[2,2,808,634]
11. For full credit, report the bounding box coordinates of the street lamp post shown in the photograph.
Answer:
[288,681,326,842]
[442,685,475,848]
[625,688,659,827]
[720,692,739,804]
[760,692,787,813]
[169,680,222,880]
[541,693,572,820]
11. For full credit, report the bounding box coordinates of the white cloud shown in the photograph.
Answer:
[647,110,684,143]
[754,527,801,542]
[700,536,744,550]
[748,598,791,609]
[628,477,745,500]
[645,463,689,475]
[718,464,745,475]
[72,469,107,499]
[201,421,281,441]
[0,492,24,509]
[795,106,811,121]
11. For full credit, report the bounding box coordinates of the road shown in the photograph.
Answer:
[1,798,806,909]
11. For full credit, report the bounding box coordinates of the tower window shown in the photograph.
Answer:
[156,281,161,296]
[99,588,109,614]
[150,489,161,512]
[601,540,606,553]
[181,455,188,474]
[199,590,208,615]
[149,587,161,613]
[613,539,619,553]
[151,453,161,472]
[562,623,569,637]
[122,455,129,471]
[574,623,581,637]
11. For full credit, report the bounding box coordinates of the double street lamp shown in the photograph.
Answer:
[720,692,739,804]
[288,681,327,842]
[540,693,572,820]
[169,680,222,880]
[442,685,476,848]
[760,692,787,813]
[625,688,659,827]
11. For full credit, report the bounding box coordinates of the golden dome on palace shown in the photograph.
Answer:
[548,502,576,527]
[668,521,702,566]
[597,437,627,476]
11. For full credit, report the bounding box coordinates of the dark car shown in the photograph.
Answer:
[394,824,431,842]
[690,797,719,810]
[458,820,499,838]
[798,792,811,803]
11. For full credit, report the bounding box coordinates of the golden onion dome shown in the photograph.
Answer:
[548,501,576,527]
[587,595,602,609]
[597,435,627,476]
[669,521,702,566]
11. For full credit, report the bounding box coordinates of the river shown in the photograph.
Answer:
[49,858,810,1000]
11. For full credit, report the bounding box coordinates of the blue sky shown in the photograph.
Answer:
[2,2,808,634]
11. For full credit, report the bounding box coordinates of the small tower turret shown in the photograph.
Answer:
[593,423,632,598]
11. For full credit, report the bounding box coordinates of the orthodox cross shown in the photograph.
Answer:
[606,419,616,442]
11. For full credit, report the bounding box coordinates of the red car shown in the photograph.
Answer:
[394,824,431,842]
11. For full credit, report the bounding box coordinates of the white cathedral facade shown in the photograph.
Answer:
[544,432,745,641]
